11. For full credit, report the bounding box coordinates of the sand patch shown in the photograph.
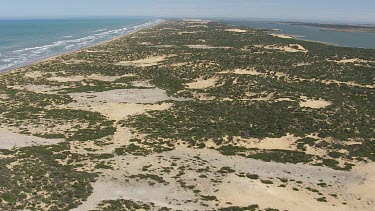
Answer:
[69,88,185,104]
[293,62,312,67]
[151,45,175,48]
[250,92,274,101]
[186,77,218,89]
[300,97,332,109]
[184,45,231,49]
[330,58,374,64]
[87,102,173,121]
[24,71,44,79]
[232,68,263,75]
[275,97,295,102]
[74,148,367,211]
[183,19,211,24]
[216,175,351,211]
[47,74,133,83]
[73,177,199,211]
[187,25,209,28]
[22,84,63,93]
[0,129,63,149]
[219,69,287,78]
[225,29,248,33]
[234,134,299,150]
[321,79,375,89]
[71,126,134,155]
[349,163,375,206]
[115,55,171,67]
[256,44,307,53]
[270,33,294,39]
[140,42,153,45]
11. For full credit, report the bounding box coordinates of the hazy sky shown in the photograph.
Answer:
[1,0,375,23]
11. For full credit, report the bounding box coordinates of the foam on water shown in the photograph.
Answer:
[0,18,161,72]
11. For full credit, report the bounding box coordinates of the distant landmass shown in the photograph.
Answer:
[282,22,375,33]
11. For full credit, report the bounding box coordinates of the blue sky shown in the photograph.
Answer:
[1,0,375,23]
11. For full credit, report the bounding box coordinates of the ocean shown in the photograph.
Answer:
[1,18,374,72]
[0,17,160,72]
[224,20,375,49]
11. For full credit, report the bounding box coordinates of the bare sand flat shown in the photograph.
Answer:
[115,56,171,67]
[0,129,63,149]
[74,148,369,211]
[69,88,185,104]
[231,134,299,150]
[47,74,132,82]
[330,58,374,64]
[22,84,63,93]
[184,45,231,49]
[225,29,248,33]
[187,25,209,28]
[300,97,332,109]
[24,71,44,79]
[183,19,211,24]
[151,45,175,48]
[270,33,294,39]
[85,102,173,121]
[256,44,308,53]
[231,68,263,75]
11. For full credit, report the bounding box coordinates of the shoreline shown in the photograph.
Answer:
[0,19,165,74]
[225,20,375,49]
[270,32,361,48]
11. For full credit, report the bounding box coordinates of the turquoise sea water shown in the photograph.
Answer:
[0,17,160,71]
[1,18,374,72]
[224,20,375,49]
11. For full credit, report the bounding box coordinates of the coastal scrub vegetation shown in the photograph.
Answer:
[0,19,373,210]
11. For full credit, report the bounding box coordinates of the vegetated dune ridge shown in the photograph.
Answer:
[0,19,374,211]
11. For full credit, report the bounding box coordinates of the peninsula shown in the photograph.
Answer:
[0,20,374,211]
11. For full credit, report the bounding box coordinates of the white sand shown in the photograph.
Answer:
[184,45,231,49]
[87,102,172,121]
[331,58,373,64]
[22,85,63,93]
[69,88,186,104]
[115,56,170,67]
[270,33,294,39]
[300,97,332,109]
[233,134,299,150]
[183,19,211,24]
[256,44,308,53]
[24,71,44,79]
[225,29,248,33]
[47,74,133,83]
[74,148,369,211]
[0,129,63,149]
[232,68,263,75]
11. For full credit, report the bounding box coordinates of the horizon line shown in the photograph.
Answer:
[0,15,374,25]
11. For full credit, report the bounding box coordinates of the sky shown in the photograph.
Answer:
[1,0,375,23]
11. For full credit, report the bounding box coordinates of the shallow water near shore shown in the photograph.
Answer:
[224,20,375,49]
[0,17,160,72]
